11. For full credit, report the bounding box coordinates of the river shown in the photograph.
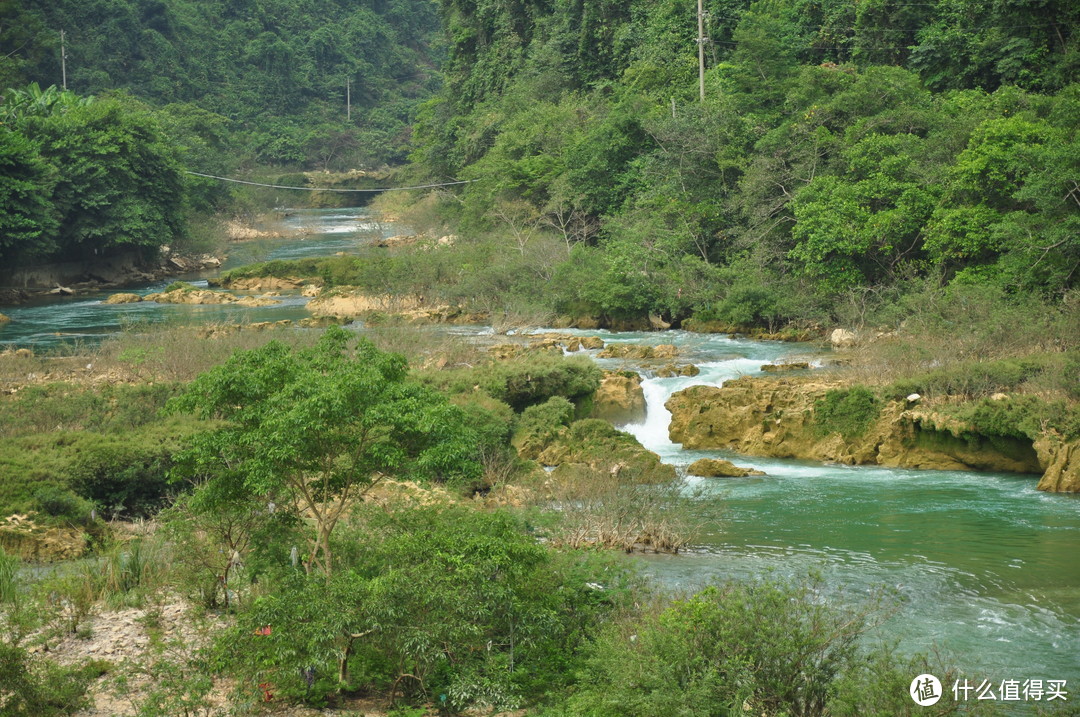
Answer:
[0,208,388,350]
[3,207,1078,695]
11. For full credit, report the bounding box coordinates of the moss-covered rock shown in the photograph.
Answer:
[667,376,1047,479]
[539,419,675,483]
[512,396,575,460]
[687,458,765,477]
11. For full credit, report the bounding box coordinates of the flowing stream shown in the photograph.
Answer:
[3,208,1079,690]
[576,330,1080,690]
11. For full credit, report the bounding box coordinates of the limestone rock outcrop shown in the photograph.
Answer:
[103,292,143,304]
[144,288,280,307]
[1035,436,1080,492]
[306,288,486,324]
[666,376,1067,488]
[598,343,678,360]
[213,276,307,292]
[591,371,647,425]
[761,362,810,372]
[830,328,856,349]
[687,458,765,477]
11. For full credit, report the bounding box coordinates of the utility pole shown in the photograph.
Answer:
[60,29,67,90]
[346,77,351,121]
[697,0,707,101]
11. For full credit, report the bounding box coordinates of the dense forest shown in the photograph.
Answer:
[393,0,1080,327]
[1,0,441,166]
[0,0,444,266]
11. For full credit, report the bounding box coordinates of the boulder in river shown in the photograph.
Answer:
[103,293,143,304]
[687,458,766,477]
[760,362,810,372]
[0,313,9,323]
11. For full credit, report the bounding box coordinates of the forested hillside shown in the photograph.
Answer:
[1,0,442,167]
[409,0,1079,325]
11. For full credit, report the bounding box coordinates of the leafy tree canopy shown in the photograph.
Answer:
[168,326,482,576]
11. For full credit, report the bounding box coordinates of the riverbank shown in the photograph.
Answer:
[0,248,225,305]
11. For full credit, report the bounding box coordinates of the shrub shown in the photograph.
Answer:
[886,356,1055,400]
[220,506,633,711]
[950,395,1080,442]
[0,642,95,716]
[814,387,879,439]
[556,577,923,717]
[32,485,94,522]
[64,425,187,518]
[512,396,575,459]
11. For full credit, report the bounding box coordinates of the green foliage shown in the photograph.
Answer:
[0,548,19,604]
[6,0,443,169]
[555,576,890,717]
[0,642,95,716]
[169,326,481,576]
[814,387,880,439]
[512,396,575,459]
[0,417,203,518]
[0,381,183,439]
[221,505,631,710]
[0,86,187,266]
[401,0,1078,328]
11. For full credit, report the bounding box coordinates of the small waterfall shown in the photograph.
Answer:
[624,357,768,462]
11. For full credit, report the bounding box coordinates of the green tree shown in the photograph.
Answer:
[169,326,481,578]
[0,129,57,262]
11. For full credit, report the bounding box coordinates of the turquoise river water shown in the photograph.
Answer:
[2,208,1077,701]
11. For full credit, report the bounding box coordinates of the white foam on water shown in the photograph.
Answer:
[624,357,766,454]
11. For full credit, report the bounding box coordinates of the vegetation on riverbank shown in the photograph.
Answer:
[2,326,1010,717]
[3,0,1079,712]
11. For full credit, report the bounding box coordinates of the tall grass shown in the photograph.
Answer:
[0,548,19,604]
